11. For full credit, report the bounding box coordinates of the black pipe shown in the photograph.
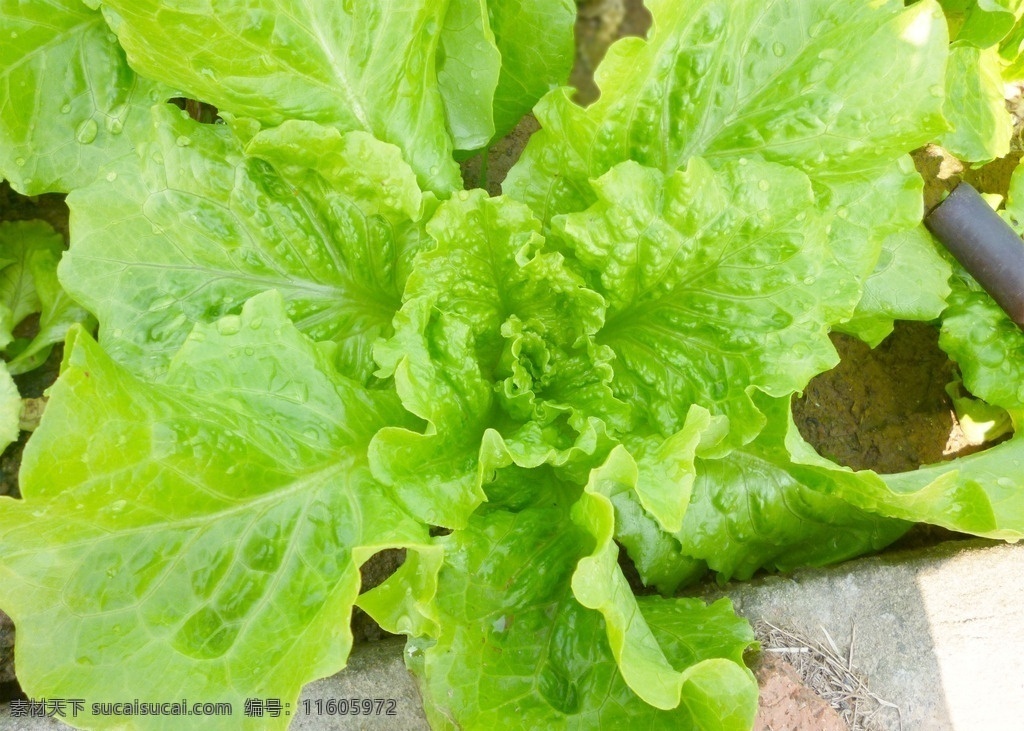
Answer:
[924,182,1024,330]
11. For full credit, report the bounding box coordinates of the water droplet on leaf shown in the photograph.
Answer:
[217,316,243,335]
[75,118,99,144]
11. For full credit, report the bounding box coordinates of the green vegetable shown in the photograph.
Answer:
[0,0,171,195]
[0,221,94,375]
[1,0,1022,728]
[398,459,758,730]
[936,0,1024,162]
[3,293,438,730]
[0,220,93,454]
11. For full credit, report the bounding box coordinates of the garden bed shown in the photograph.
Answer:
[2,1,1024,730]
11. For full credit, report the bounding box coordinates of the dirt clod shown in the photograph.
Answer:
[754,653,847,731]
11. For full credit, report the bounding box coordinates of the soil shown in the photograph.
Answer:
[792,323,990,475]
[753,654,847,731]
[915,141,1024,213]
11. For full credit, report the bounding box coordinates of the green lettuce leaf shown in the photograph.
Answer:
[487,0,575,141]
[677,395,910,582]
[937,173,1024,419]
[622,406,714,535]
[0,0,171,195]
[505,0,948,222]
[580,408,718,595]
[0,220,66,351]
[838,226,953,346]
[940,44,1014,163]
[356,543,444,640]
[935,0,1024,161]
[553,158,839,450]
[95,0,461,192]
[0,360,20,454]
[999,12,1024,77]
[941,0,1022,46]
[1003,157,1024,228]
[439,0,576,151]
[608,488,708,595]
[3,232,96,376]
[878,436,1024,538]
[809,156,931,326]
[437,0,501,151]
[788,398,1024,539]
[400,462,757,730]
[370,298,495,529]
[505,0,947,339]
[62,105,429,383]
[0,291,437,730]
[408,190,605,374]
[0,221,58,348]
[939,284,1024,416]
[371,190,626,525]
[610,393,909,588]
[572,447,758,714]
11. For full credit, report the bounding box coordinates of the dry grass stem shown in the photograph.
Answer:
[755,621,904,731]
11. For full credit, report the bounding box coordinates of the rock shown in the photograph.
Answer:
[698,539,1024,731]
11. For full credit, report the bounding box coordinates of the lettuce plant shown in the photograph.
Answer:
[0,219,94,453]
[1,0,1024,729]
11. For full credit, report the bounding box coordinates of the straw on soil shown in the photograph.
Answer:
[755,621,903,731]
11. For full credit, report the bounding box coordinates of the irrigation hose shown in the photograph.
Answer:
[924,181,1024,331]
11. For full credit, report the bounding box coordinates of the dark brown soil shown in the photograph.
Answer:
[0,182,69,240]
